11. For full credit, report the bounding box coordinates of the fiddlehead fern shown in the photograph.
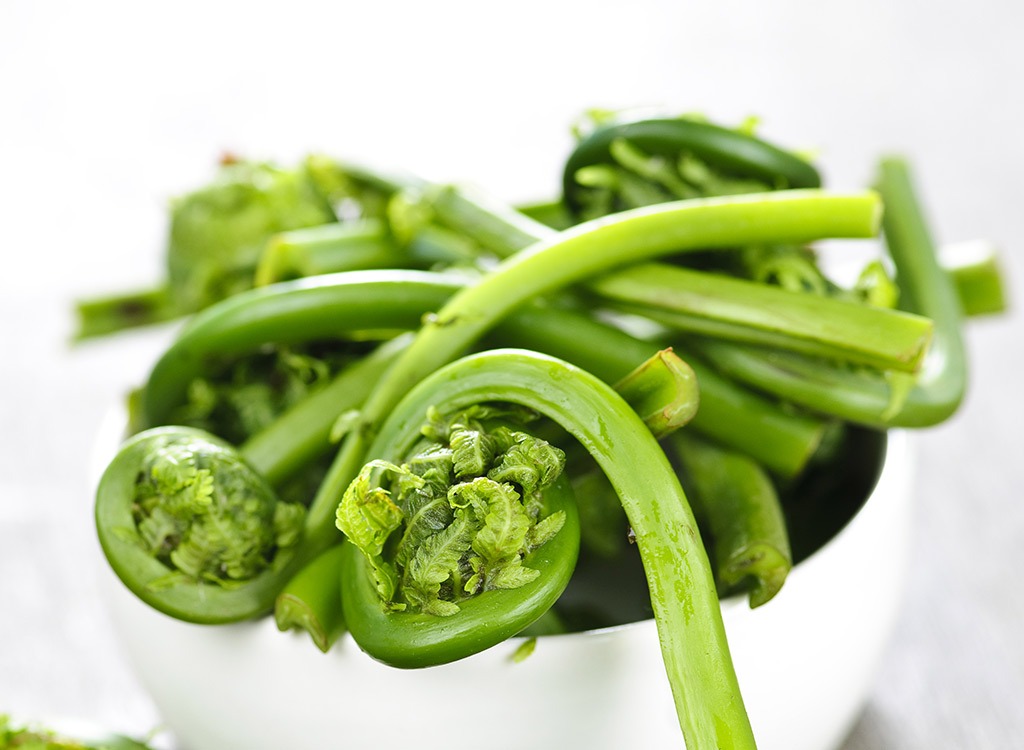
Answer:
[337,348,756,750]
[338,405,576,620]
[133,432,304,585]
[96,427,308,621]
[562,113,821,219]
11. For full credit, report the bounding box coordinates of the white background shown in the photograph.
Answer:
[1,1,1022,747]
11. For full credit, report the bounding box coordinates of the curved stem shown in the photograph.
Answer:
[281,346,696,652]
[878,157,968,421]
[117,191,876,623]
[352,349,754,750]
[146,262,830,480]
[141,270,466,426]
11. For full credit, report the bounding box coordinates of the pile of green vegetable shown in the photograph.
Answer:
[85,111,1005,750]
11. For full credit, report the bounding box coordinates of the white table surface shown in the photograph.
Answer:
[2,2,1022,747]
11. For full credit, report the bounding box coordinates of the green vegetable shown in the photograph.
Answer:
[562,114,821,217]
[147,264,826,476]
[339,408,579,664]
[255,220,410,286]
[275,544,348,653]
[97,337,404,622]
[254,217,477,287]
[672,433,792,608]
[491,303,828,478]
[0,715,155,750]
[167,158,337,311]
[99,189,878,626]
[684,159,969,428]
[74,157,337,340]
[943,241,1008,317]
[339,348,754,748]
[140,270,466,427]
[589,261,934,373]
[87,110,1008,750]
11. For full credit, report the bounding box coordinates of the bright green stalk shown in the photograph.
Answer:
[279,347,693,652]
[591,262,934,373]
[275,545,347,653]
[255,218,482,287]
[74,284,180,341]
[878,156,968,422]
[672,432,792,608]
[255,220,410,286]
[140,268,822,477]
[613,348,700,437]
[429,184,551,259]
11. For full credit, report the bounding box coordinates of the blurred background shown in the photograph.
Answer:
[1,1,1021,747]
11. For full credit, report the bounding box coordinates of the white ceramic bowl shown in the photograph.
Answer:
[94,409,913,750]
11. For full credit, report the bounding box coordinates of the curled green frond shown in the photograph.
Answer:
[338,410,567,616]
[450,425,497,478]
[487,430,566,499]
[573,135,773,220]
[740,244,829,295]
[129,434,305,587]
[563,113,820,219]
[168,343,347,446]
[403,506,478,616]
[456,476,537,595]
[334,459,411,603]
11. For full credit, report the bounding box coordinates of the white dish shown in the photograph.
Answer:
[94,407,913,750]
